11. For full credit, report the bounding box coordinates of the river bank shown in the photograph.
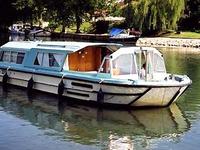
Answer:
[136,37,200,48]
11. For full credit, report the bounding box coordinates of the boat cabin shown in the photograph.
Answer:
[0,41,121,72]
[0,41,166,81]
[98,47,166,81]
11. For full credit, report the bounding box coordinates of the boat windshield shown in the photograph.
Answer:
[112,54,136,76]
[98,47,166,80]
[98,53,138,79]
[153,53,166,73]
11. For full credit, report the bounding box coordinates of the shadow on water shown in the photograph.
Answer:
[0,86,190,149]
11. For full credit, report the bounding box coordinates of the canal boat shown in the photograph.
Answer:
[9,23,31,36]
[0,41,191,107]
[8,23,25,35]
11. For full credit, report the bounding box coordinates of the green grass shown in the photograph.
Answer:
[161,31,200,39]
[53,22,92,33]
[80,22,92,33]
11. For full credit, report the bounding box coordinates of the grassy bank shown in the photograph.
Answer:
[160,31,200,39]
[54,22,92,33]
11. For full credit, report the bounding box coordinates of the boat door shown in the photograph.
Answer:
[136,48,166,81]
[135,49,154,80]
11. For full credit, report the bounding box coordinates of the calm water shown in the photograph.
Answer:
[0,34,200,150]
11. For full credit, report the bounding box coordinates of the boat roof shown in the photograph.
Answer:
[1,41,122,52]
[111,46,162,58]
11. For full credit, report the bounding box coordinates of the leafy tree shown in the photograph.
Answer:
[45,0,95,33]
[70,0,95,33]
[14,0,47,25]
[93,0,119,17]
[45,0,74,33]
[180,0,200,30]
[92,0,123,33]
[0,0,18,30]
[14,0,34,23]
[123,0,185,34]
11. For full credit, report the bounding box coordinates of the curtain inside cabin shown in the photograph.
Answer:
[34,52,64,68]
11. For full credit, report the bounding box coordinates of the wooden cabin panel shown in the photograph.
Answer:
[68,51,80,71]
[84,47,101,71]
[79,51,86,71]
[68,47,102,72]
[84,47,95,71]
[95,48,102,70]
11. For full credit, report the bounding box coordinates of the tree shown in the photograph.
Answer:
[14,0,47,25]
[92,0,123,33]
[45,0,95,33]
[45,0,74,33]
[70,0,95,33]
[179,0,200,30]
[123,0,185,34]
[0,0,18,30]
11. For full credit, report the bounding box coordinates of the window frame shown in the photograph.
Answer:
[98,56,111,74]
[0,49,26,65]
[33,50,66,71]
[111,53,137,76]
[153,53,166,73]
[98,53,138,79]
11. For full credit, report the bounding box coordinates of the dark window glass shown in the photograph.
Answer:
[49,53,59,67]
[2,51,10,62]
[16,52,25,64]
[33,52,64,68]
[0,51,25,64]
[0,51,4,61]
[10,52,18,63]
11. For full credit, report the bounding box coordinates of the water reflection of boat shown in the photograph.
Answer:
[0,87,190,149]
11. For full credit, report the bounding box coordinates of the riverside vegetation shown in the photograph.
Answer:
[0,0,199,36]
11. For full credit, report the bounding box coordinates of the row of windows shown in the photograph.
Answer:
[0,51,25,64]
[0,50,65,68]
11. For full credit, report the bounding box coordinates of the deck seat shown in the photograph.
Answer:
[112,68,120,75]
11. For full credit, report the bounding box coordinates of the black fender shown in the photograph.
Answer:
[97,88,104,104]
[27,77,34,93]
[58,80,65,96]
[2,72,8,87]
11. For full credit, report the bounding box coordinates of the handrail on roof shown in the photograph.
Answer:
[37,44,66,48]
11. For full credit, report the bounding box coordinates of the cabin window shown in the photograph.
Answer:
[34,52,64,68]
[2,51,10,62]
[10,52,18,63]
[0,50,25,64]
[16,52,25,64]
[0,51,3,60]
[112,54,136,75]
[153,53,166,73]
[49,53,63,67]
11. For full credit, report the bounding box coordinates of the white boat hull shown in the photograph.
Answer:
[0,69,191,107]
